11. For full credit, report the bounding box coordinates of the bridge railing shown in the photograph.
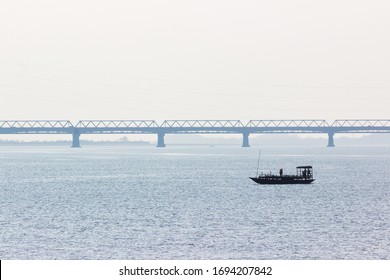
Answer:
[75,120,159,128]
[331,119,390,127]
[0,120,73,128]
[246,120,329,127]
[160,120,244,128]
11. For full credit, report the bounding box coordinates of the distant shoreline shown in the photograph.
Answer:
[0,140,151,146]
[0,133,389,146]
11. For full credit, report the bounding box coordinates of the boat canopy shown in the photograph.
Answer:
[296,166,312,169]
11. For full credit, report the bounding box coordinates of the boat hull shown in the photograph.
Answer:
[250,176,315,185]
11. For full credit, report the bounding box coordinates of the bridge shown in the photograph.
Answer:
[1,119,390,147]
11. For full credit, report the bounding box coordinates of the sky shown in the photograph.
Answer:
[1,0,390,125]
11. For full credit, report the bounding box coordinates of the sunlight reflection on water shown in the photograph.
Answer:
[1,145,390,259]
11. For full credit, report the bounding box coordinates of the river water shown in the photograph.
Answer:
[0,145,389,259]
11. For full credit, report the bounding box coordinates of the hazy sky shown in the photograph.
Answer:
[1,0,390,123]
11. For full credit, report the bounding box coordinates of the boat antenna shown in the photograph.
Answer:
[256,149,261,177]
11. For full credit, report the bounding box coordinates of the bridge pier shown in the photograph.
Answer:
[156,132,166,147]
[242,132,250,147]
[327,132,335,147]
[71,129,81,148]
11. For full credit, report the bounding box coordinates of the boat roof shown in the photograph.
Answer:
[296,165,313,169]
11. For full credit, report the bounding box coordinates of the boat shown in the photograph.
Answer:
[250,166,315,185]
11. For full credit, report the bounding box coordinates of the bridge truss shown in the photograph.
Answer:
[0,120,73,134]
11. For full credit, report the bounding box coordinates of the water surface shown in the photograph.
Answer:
[1,145,389,259]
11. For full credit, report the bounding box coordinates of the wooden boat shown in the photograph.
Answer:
[250,166,315,185]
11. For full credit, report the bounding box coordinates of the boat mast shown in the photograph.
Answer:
[256,149,261,177]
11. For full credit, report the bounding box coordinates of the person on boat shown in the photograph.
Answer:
[307,169,311,178]
[279,168,283,177]
[303,169,306,178]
